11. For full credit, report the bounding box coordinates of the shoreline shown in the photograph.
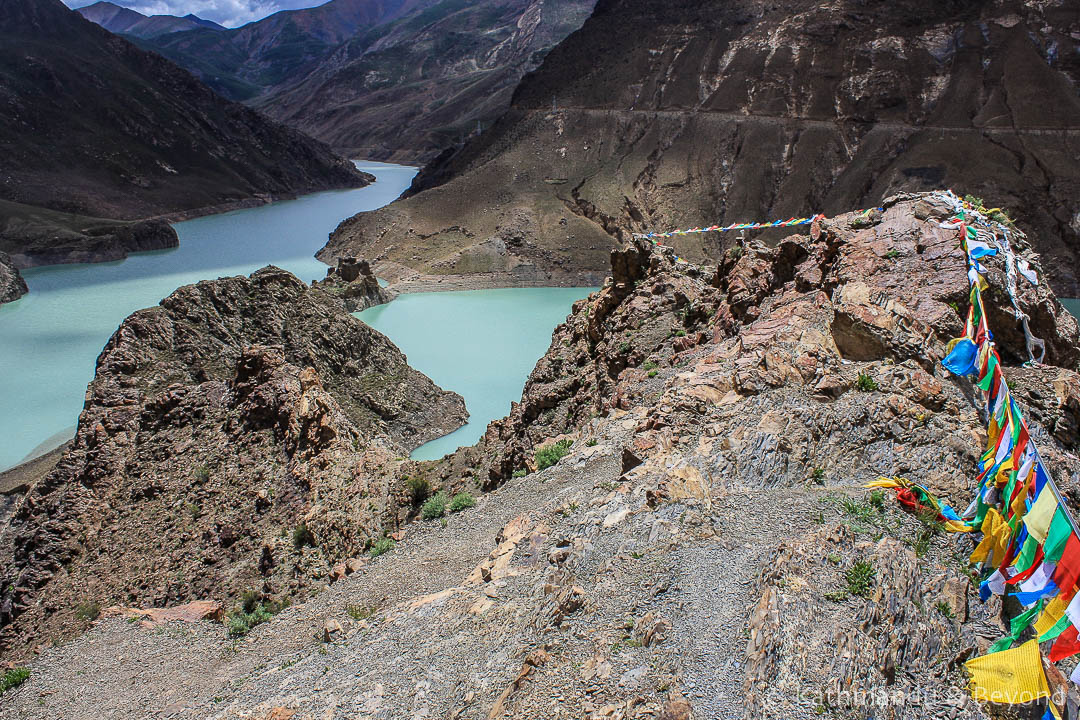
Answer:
[10,173,375,272]
[373,260,607,294]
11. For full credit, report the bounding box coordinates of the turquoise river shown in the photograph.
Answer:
[0,162,592,471]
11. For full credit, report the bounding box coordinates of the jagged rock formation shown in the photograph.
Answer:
[3,196,1079,718]
[324,0,1080,296]
[252,0,598,163]
[0,266,466,654]
[0,252,28,305]
[314,256,394,312]
[0,0,367,267]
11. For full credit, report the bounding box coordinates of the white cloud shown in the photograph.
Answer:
[66,0,327,28]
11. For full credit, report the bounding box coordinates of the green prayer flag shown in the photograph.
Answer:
[1045,510,1072,564]
[1013,535,1040,574]
[989,600,1044,654]
[1039,612,1072,643]
[978,353,999,392]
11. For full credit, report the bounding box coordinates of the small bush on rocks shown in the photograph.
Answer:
[642,360,658,371]
[535,439,572,471]
[406,476,430,504]
[855,372,879,392]
[75,600,101,622]
[845,560,876,597]
[292,524,315,550]
[421,491,449,519]
[449,492,476,513]
[512,469,527,479]
[369,537,395,557]
[0,667,29,695]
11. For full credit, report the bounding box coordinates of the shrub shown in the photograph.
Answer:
[885,249,899,259]
[406,476,430,504]
[535,439,572,471]
[811,468,826,484]
[618,341,631,354]
[935,600,955,618]
[226,591,284,638]
[75,601,101,622]
[845,560,876,597]
[421,491,448,519]
[642,360,658,371]
[512,469,527,479]
[674,329,687,337]
[0,667,29,695]
[292,524,315,550]
[194,465,210,482]
[869,490,886,512]
[855,372,879,392]
[449,492,476,513]
[346,604,376,621]
[585,438,598,447]
[227,604,273,638]
[728,246,744,260]
[369,537,395,557]
[647,370,658,378]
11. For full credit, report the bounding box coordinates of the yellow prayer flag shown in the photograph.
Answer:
[1035,595,1069,638]
[1025,485,1059,544]
[965,639,1050,705]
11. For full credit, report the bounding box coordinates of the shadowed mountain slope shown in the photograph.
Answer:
[321,0,1080,296]
[0,0,367,268]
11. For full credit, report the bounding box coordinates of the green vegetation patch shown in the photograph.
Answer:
[421,491,449,519]
[0,667,29,695]
[449,492,476,513]
[535,439,573,471]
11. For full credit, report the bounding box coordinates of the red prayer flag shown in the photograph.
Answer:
[1050,625,1080,662]
[1051,534,1080,603]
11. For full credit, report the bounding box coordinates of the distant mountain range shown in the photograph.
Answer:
[76,0,598,164]
[0,0,367,271]
[75,1,225,38]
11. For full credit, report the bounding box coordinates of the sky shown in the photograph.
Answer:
[65,0,328,28]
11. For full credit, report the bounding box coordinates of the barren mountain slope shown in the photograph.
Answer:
[323,0,1080,296]
[3,195,1079,719]
[252,0,598,163]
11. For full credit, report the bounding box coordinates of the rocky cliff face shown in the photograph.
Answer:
[0,266,466,654]
[252,0,598,163]
[0,252,28,305]
[5,194,1078,718]
[0,0,367,266]
[324,0,1080,296]
[315,256,395,311]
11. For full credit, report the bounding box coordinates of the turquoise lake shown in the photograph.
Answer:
[1064,298,1079,321]
[0,161,595,471]
[0,162,418,471]
[358,287,594,461]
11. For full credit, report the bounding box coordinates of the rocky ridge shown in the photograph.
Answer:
[0,266,466,655]
[324,0,1080,297]
[2,194,1079,718]
[0,252,28,305]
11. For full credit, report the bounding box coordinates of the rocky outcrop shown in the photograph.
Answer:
[6,193,1079,718]
[0,266,466,654]
[0,251,27,304]
[0,0,367,266]
[315,256,393,312]
[325,0,1080,297]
